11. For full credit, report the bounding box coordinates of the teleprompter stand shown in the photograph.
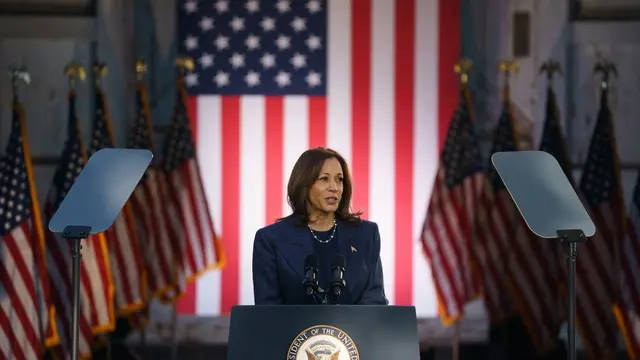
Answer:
[491,150,596,360]
[556,229,587,360]
[62,225,90,360]
[48,148,153,360]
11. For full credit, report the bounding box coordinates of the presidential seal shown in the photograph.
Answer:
[287,325,359,360]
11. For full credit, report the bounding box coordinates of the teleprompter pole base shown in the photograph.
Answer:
[557,229,587,360]
[62,225,91,360]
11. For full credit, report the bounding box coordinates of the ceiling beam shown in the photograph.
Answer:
[0,15,96,40]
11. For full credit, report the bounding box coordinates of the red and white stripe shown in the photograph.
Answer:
[131,168,182,299]
[570,94,628,358]
[473,185,518,322]
[45,191,114,357]
[0,222,57,360]
[572,195,625,358]
[102,206,146,315]
[127,84,183,306]
[420,148,484,324]
[175,0,461,317]
[46,227,114,358]
[615,188,640,359]
[163,136,225,285]
[470,100,563,353]
[510,218,564,352]
[580,201,625,358]
[475,142,562,351]
[96,94,147,316]
[0,107,59,360]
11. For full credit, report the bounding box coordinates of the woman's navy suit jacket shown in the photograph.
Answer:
[252,216,389,305]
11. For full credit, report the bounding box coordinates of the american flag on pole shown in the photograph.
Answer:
[510,85,566,353]
[159,70,228,305]
[176,0,462,316]
[538,88,573,183]
[44,90,115,359]
[615,171,640,359]
[537,85,572,336]
[0,98,59,359]
[420,86,483,325]
[472,92,520,324]
[576,85,625,359]
[127,81,183,316]
[87,85,147,316]
[473,84,563,356]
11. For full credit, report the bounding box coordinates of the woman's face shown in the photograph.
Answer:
[307,157,344,215]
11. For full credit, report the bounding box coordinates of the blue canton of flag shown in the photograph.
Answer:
[163,88,196,172]
[88,90,114,155]
[538,87,572,181]
[179,0,327,96]
[52,93,84,209]
[487,99,518,190]
[0,106,31,235]
[441,90,483,189]
[127,88,153,151]
[128,86,155,182]
[579,88,617,206]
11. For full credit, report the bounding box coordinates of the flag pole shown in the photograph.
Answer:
[134,58,150,360]
[496,59,520,356]
[450,57,474,360]
[91,61,116,360]
[498,60,519,103]
[169,56,195,360]
[452,322,460,360]
[539,59,566,355]
[63,62,87,360]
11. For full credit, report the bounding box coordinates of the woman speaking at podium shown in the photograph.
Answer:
[252,147,388,306]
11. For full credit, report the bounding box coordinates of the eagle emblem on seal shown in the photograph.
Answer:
[304,339,341,360]
[287,325,359,360]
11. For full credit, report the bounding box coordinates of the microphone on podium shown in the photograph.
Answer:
[330,255,346,302]
[302,255,319,298]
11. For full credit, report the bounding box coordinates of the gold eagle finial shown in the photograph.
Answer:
[136,57,147,80]
[498,60,519,79]
[8,67,30,85]
[64,63,86,89]
[539,59,563,87]
[92,62,108,86]
[8,67,30,98]
[498,60,518,99]
[454,57,473,85]
[593,59,617,89]
[176,56,195,74]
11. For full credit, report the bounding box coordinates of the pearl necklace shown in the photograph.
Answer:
[308,220,337,243]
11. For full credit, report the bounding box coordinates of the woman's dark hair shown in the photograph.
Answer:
[279,147,362,225]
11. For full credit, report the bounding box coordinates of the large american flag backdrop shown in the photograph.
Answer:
[176,0,461,316]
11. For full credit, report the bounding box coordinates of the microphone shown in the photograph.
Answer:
[302,255,319,298]
[330,255,346,301]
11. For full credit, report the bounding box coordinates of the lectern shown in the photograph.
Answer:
[227,305,420,360]
[48,148,153,360]
[491,150,596,360]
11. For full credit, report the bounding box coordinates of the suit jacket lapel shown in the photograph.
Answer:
[277,218,365,296]
[279,220,313,279]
